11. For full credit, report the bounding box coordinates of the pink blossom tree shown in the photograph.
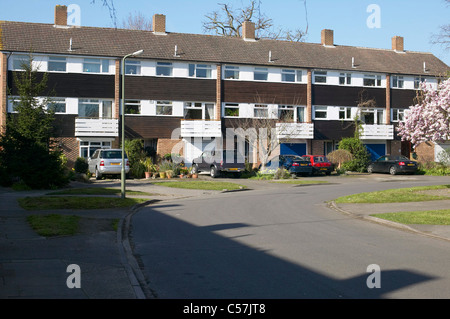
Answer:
[397,78,450,145]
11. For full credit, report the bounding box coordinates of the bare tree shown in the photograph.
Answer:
[203,1,307,42]
[90,0,118,28]
[121,11,152,31]
[431,0,450,50]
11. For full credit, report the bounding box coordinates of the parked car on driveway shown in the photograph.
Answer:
[88,149,130,180]
[191,150,246,178]
[263,155,313,177]
[367,155,417,175]
[302,155,334,175]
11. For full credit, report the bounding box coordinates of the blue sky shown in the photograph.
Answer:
[1,0,449,65]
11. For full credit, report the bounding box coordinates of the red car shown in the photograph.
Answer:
[302,155,334,175]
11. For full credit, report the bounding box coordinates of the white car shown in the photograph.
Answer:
[88,149,130,180]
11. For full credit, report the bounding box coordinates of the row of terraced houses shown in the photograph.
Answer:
[1,5,449,167]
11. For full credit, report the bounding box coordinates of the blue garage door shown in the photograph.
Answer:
[280,143,307,156]
[365,144,386,161]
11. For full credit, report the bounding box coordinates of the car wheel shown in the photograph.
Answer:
[95,167,102,180]
[367,165,374,174]
[210,166,219,178]
[191,164,199,174]
[389,166,398,175]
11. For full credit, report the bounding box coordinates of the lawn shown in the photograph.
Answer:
[372,209,450,225]
[27,214,80,237]
[18,196,149,210]
[334,185,450,204]
[152,180,246,191]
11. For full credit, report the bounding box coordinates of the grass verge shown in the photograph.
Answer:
[334,185,450,204]
[27,214,80,237]
[372,209,450,225]
[18,196,149,210]
[47,187,153,196]
[152,180,246,191]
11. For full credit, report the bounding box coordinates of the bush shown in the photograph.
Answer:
[74,157,89,174]
[338,137,371,172]
[273,168,291,179]
[327,149,353,170]
[417,162,450,176]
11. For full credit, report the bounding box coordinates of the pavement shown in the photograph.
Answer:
[0,174,449,299]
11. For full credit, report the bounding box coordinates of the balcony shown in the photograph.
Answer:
[359,124,394,140]
[276,123,314,140]
[181,120,222,138]
[75,118,119,137]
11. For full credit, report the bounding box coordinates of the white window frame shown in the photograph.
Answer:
[124,100,141,115]
[224,103,240,118]
[78,99,113,118]
[314,71,327,84]
[48,56,67,72]
[339,73,352,86]
[189,64,213,78]
[83,58,110,73]
[156,101,173,116]
[363,74,382,87]
[156,62,173,77]
[224,65,240,80]
[360,108,385,124]
[79,140,112,159]
[12,55,31,70]
[281,69,302,83]
[254,104,269,118]
[125,60,141,75]
[314,106,328,120]
[254,67,268,81]
[184,102,215,120]
[392,108,406,122]
[339,107,353,120]
[392,75,404,89]
[48,98,67,113]
[414,76,426,89]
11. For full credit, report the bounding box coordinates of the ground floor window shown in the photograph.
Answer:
[79,140,112,158]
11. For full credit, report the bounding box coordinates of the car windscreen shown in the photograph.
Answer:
[102,151,125,159]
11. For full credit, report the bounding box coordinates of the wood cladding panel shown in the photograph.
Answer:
[53,114,76,137]
[124,77,216,102]
[314,120,356,140]
[312,85,386,108]
[123,116,182,139]
[8,72,115,98]
[391,89,417,108]
[223,81,308,105]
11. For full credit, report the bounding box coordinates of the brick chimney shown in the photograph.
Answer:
[242,20,256,41]
[392,36,404,52]
[321,29,334,46]
[153,14,166,34]
[54,5,67,26]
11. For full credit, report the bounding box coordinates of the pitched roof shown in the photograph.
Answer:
[1,20,448,76]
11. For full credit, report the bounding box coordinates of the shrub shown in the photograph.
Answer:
[74,157,89,174]
[338,137,371,172]
[418,162,450,176]
[326,149,353,169]
[273,168,291,179]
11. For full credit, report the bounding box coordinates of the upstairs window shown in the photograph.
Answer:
[156,101,173,115]
[254,104,269,118]
[224,103,240,117]
[278,105,294,121]
[314,106,328,119]
[314,71,327,83]
[125,100,141,114]
[48,56,67,72]
[12,55,31,70]
[189,64,213,78]
[48,98,66,113]
[392,108,406,122]
[254,67,268,81]
[339,107,352,120]
[392,75,404,88]
[414,76,426,89]
[83,58,109,73]
[156,62,173,76]
[363,74,382,87]
[125,60,141,75]
[339,73,352,85]
[282,69,302,82]
[224,66,240,79]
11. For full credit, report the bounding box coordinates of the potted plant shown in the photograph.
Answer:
[159,171,166,179]
[141,157,156,179]
[179,167,189,178]
[166,170,174,179]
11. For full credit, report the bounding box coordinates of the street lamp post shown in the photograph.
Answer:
[121,49,144,199]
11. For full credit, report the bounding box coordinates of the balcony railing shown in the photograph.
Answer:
[181,120,222,138]
[276,122,314,139]
[75,118,119,137]
[359,124,394,140]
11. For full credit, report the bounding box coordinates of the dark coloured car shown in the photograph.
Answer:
[367,155,418,175]
[264,155,313,177]
[302,155,334,175]
[191,150,246,178]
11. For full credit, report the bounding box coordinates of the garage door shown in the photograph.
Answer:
[365,144,386,161]
[280,143,307,156]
